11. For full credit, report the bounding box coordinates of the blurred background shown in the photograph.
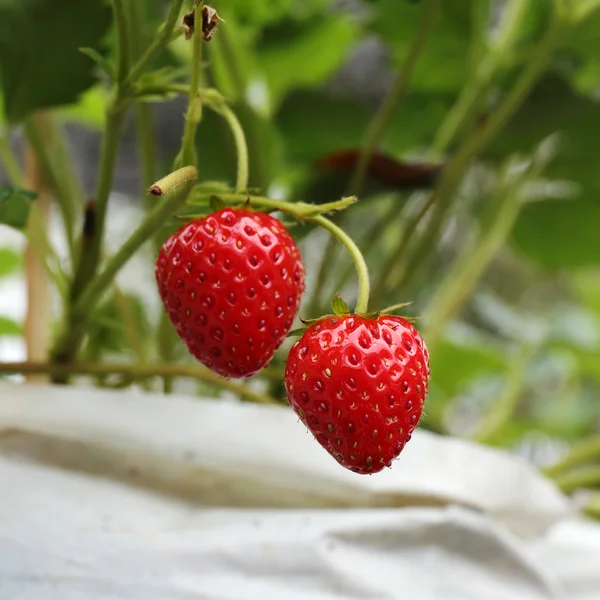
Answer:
[1,0,600,512]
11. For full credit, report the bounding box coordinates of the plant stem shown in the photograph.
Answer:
[424,166,531,353]
[70,105,126,299]
[545,436,600,478]
[433,0,534,155]
[51,171,197,370]
[310,215,370,314]
[126,0,186,86]
[112,0,131,85]
[370,191,434,305]
[0,361,277,404]
[23,115,85,259]
[24,130,52,378]
[471,343,535,444]
[177,2,203,168]
[554,465,600,494]
[129,0,157,194]
[206,101,249,192]
[349,0,440,197]
[0,132,25,186]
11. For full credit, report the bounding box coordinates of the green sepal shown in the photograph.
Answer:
[332,294,350,317]
[209,195,226,212]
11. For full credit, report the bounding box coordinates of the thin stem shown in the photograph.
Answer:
[129,0,157,194]
[545,436,600,478]
[51,171,197,369]
[311,215,370,314]
[75,175,197,317]
[126,0,186,86]
[554,465,600,494]
[433,0,534,155]
[70,106,126,299]
[0,361,277,404]
[471,344,535,444]
[112,0,131,85]
[208,101,249,192]
[370,191,434,305]
[23,115,84,259]
[349,0,440,197]
[178,2,203,168]
[424,167,530,352]
[150,165,198,195]
[0,133,25,186]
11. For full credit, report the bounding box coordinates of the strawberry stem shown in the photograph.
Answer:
[311,215,370,314]
[176,1,204,168]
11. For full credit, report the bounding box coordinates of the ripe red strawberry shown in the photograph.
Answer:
[156,208,306,378]
[285,314,429,474]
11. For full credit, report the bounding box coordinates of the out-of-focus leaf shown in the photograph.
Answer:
[0,316,21,336]
[277,90,370,163]
[0,187,37,231]
[258,16,358,109]
[482,75,600,268]
[513,200,600,269]
[0,0,112,123]
[429,334,507,398]
[371,0,488,93]
[56,85,108,129]
[0,247,22,278]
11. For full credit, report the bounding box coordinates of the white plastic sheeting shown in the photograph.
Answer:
[0,382,598,599]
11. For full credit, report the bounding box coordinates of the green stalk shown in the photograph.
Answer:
[424,172,529,353]
[433,0,534,155]
[0,361,277,404]
[545,436,600,478]
[177,1,203,168]
[126,0,185,86]
[349,0,440,197]
[51,169,197,371]
[311,215,370,315]
[471,343,535,444]
[129,0,157,193]
[209,102,249,192]
[23,115,85,259]
[112,0,131,85]
[70,105,126,299]
[310,0,439,318]
[0,133,25,186]
[554,465,600,494]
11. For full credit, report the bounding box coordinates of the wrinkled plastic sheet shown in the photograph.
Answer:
[0,382,598,599]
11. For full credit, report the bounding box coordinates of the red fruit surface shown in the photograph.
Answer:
[156,208,306,378]
[284,314,429,474]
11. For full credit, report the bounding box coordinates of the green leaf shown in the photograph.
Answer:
[0,316,21,336]
[0,247,22,278]
[0,0,112,122]
[430,333,507,398]
[0,186,37,230]
[258,15,359,109]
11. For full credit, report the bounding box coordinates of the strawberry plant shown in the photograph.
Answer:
[1,0,600,498]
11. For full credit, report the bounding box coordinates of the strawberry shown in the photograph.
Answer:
[284,314,429,474]
[156,208,306,378]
